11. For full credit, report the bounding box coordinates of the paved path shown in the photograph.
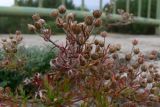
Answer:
[0,33,160,67]
[0,33,160,53]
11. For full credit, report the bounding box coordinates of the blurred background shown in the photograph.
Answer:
[0,0,159,34]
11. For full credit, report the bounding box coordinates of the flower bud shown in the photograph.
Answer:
[58,5,66,14]
[93,10,102,18]
[84,16,93,25]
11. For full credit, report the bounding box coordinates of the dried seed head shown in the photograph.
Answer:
[51,10,59,17]
[98,52,104,58]
[141,73,147,78]
[11,39,17,44]
[122,102,136,107]
[90,66,98,72]
[9,36,14,39]
[150,87,159,95]
[80,56,86,66]
[104,72,111,80]
[132,62,139,69]
[115,44,121,51]
[112,53,118,59]
[140,80,146,88]
[32,13,40,21]
[93,10,102,18]
[42,29,52,41]
[34,21,42,29]
[138,57,144,64]
[149,50,157,60]
[149,64,154,68]
[141,64,147,72]
[3,60,9,65]
[94,18,102,27]
[28,24,36,32]
[147,76,153,83]
[15,30,21,35]
[149,54,155,60]
[91,53,99,60]
[12,48,17,53]
[71,23,81,34]
[84,16,94,25]
[84,54,90,59]
[63,23,68,30]
[38,19,45,25]
[100,31,107,38]
[56,17,64,28]
[99,41,104,47]
[109,45,116,53]
[149,95,159,102]
[58,5,66,14]
[85,44,92,52]
[94,39,99,45]
[5,87,11,94]
[1,38,7,42]
[134,48,140,54]
[132,39,138,45]
[125,53,132,61]
[151,50,157,56]
[95,45,100,52]
[128,67,134,72]
[78,37,85,45]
